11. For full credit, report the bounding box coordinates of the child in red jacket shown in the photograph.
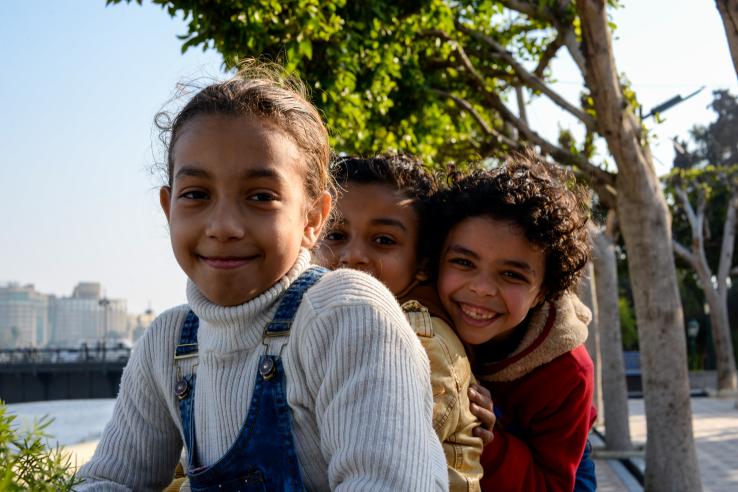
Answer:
[433,151,596,491]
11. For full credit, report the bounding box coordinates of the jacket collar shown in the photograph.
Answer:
[475,293,591,382]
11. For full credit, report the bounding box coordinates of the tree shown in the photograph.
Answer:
[591,215,632,451]
[669,166,738,394]
[669,90,738,393]
[109,0,702,487]
[717,0,738,80]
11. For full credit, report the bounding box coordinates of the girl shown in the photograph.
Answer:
[77,65,448,491]
[432,153,596,491]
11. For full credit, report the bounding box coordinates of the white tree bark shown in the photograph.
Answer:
[672,185,738,394]
[576,1,702,489]
[579,261,604,427]
[716,0,738,81]
[591,221,632,451]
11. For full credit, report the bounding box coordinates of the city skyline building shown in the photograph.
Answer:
[50,282,128,347]
[0,283,50,348]
[0,281,149,349]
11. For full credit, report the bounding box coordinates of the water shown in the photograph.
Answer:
[5,399,115,446]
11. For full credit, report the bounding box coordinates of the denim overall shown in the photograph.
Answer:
[173,267,327,492]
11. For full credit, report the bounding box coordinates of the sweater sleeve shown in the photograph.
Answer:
[479,355,593,492]
[300,274,449,491]
[77,313,184,491]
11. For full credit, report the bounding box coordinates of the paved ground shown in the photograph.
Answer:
[593,396,738,491]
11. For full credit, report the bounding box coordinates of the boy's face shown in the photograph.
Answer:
[160,114,329,306]
[316,182,419,295]
[438,215,546,346]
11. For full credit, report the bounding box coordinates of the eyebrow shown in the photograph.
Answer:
[446,244,535,273]
[332,216,407,231]
[174,165,284,182]
[370,218,407,231]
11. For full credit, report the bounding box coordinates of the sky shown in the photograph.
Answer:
[1,0,736,315]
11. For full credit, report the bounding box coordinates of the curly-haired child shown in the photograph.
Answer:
[317,155,485,491]
[431,151,596,491]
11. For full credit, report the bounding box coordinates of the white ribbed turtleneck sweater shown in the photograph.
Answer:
[77,251,448,491]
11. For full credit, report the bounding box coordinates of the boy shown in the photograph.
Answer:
[432,151,596,491]
[317,155,484,491]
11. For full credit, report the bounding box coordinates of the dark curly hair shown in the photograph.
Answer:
[432,150,591,301]
[330,154,438,262]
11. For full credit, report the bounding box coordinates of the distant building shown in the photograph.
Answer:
[130,308,156,342]
[50,282,127,347]
[0,283,50,348]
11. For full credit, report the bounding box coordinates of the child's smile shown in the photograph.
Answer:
[160,113,324,306]
[438,216,546,346]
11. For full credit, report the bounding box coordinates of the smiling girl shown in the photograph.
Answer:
[77,65,447,491]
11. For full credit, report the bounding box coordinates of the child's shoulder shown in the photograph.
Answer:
[135,304,192,353]
[306,266,401,312]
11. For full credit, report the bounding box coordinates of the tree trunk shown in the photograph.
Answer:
[703,286,738,394]
[716,0,738,79]
[592,227,632,451]
[579,261,604,426]
[576,1,702,489]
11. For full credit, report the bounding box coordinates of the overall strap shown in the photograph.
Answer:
[264,266,328,338]
[176,310,200,359]
[175,310,200,467]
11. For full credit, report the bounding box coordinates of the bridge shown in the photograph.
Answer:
[0,347,129,403]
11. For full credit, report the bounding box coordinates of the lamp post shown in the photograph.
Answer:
[99,297,110,361]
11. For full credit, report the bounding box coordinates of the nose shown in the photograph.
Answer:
[468,275,498,297]
[205,200,245,241]
[338,240,370,268]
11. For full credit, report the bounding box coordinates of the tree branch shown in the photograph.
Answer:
[717,192,738,288]
[456,22,597,130]
[534,33,565,77]
[430,88,521,149]
[673,240,696,268]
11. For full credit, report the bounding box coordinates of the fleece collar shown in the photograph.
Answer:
[475,293,591,382]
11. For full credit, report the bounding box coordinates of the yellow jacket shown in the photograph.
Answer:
[402,299,483,492]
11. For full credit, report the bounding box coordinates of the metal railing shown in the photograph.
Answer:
[0,345,132,364]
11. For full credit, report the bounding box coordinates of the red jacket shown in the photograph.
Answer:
[476,295,596,492]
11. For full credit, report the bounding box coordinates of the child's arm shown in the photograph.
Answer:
[77,314,184,491]
[300,271,449,491]
[479,348,594,492]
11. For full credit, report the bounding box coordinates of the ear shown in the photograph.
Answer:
[160,186,173,224]
[302,191,332,249]
[533,288,547,307]
[414,258,430,282]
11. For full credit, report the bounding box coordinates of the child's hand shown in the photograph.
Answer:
[469,383,495,446]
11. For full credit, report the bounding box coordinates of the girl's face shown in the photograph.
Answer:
[316,182,419,295]
[437,216,546,346]
[160,114,330,306]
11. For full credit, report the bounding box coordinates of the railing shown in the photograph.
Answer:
[0,346,132,365]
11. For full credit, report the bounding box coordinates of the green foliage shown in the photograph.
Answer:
[105,0,611,171]
[0,401,82,491]
[618,296,638,350]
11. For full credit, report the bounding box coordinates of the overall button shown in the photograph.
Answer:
[259,357,276,380]
[175,379,189,399]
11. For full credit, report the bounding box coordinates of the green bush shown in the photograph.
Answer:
[0,401,82,491]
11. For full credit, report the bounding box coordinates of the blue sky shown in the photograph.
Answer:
[1,1,736,315]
